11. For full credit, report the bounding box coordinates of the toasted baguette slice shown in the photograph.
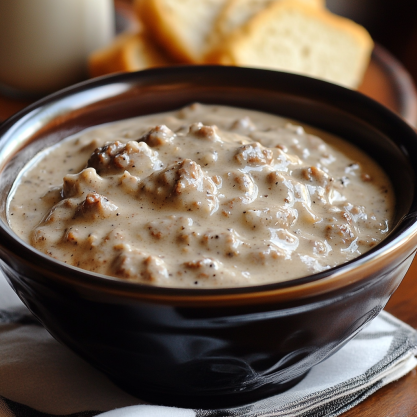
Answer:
[135,0,226,63]
[89,32,173,77]
[213,0,324,45]
[208,0,373,88]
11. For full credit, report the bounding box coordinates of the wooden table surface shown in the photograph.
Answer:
[344,55,417,412]
[351,57,417,417]
[1,56,417,416]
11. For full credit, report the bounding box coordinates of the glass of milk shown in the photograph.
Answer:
[0,0,114,96]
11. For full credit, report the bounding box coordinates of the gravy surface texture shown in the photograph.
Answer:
[8,104,394,288]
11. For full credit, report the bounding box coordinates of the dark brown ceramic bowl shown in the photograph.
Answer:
[0,67,417,409]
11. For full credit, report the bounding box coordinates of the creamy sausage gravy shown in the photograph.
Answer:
[7,104,394,288]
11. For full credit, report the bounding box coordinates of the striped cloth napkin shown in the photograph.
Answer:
[0,272,416,417]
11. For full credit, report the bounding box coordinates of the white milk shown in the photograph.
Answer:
[0,0,114,95]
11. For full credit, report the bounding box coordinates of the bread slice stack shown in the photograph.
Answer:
[88,0,373,89]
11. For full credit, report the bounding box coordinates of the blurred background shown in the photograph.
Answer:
[327,0,417,83]
[1,0,417,120]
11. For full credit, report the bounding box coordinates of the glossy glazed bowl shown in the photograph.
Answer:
[0,67,417,409]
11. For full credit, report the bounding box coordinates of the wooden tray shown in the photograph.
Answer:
[358,44,417,126]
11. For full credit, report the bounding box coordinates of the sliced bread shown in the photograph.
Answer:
[88,31,173,77]
[207,0,373,88]
[135,0,226,63]
[213,0,324,43]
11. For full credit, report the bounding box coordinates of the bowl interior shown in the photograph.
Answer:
[0,66,417,294]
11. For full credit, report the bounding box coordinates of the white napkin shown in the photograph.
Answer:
[0,272,416,417]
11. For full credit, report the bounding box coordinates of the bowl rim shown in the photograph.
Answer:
[1,65,417,304]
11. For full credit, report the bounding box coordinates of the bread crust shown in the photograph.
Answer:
[137,0,227,63]
[88,32,172,77]
[135,0,195,63]
[89,32,136,77]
